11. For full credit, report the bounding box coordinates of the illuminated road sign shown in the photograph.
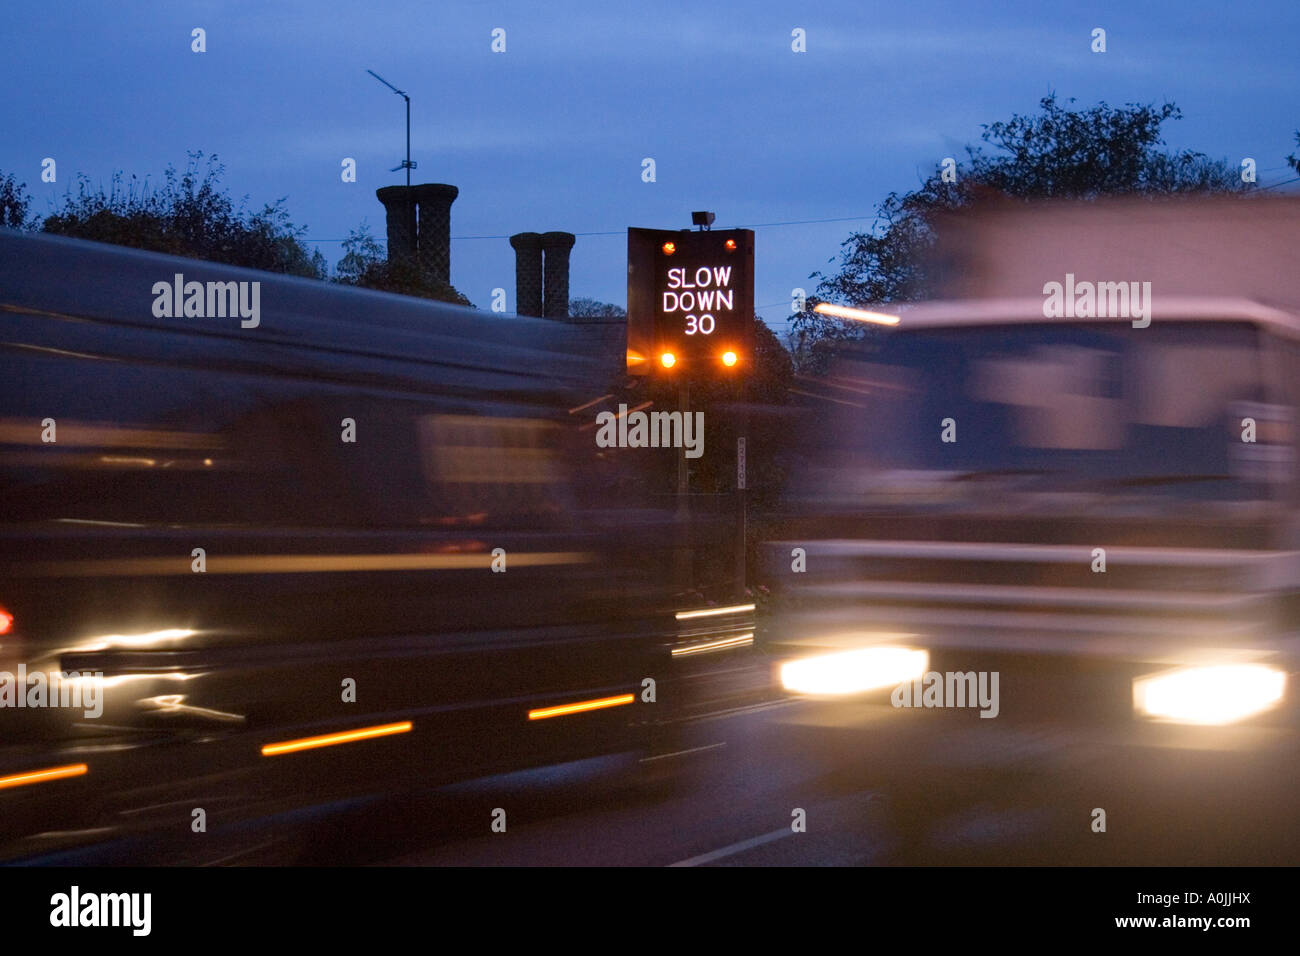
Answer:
[627,226,754,376]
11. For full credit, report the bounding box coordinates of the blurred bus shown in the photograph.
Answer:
[0,230,746,862]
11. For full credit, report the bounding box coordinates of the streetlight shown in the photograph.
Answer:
[366,69,417,186]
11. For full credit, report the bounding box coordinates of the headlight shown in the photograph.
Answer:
[1133,664,1286,725]
[780,646,928,696]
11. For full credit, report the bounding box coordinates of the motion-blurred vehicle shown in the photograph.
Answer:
[0,230,751,862]
[763,295,1299,764]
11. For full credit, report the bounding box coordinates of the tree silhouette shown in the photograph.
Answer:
[794,95,1253,361]
[39,151,326,278]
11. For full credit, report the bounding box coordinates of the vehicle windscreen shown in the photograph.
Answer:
[821,321,1287,503]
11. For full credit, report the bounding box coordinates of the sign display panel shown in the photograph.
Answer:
[627,227,754,376]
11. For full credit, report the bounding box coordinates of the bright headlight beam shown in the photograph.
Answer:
[813,303,901,326]
[671,634,754,657]
[73,628,196,652]
[780,646,928,696]
[674,603,755,621]
[1134,664,1286,725]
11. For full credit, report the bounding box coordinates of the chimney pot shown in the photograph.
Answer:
[540,231,576,319]
[509,232,544,317]
[411,183,459,287]
[375,185,417,265]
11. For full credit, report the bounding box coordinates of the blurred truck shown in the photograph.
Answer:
[759,196,1300,856]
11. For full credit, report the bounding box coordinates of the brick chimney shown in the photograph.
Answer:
[412,183,458,286]
[509,232,544,317]
[377,183,458,286]
[540,231,575,319]
[375,186,417,265]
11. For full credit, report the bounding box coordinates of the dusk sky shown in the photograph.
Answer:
[5,0,1299,333]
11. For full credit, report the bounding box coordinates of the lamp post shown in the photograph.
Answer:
[366,69,417,186]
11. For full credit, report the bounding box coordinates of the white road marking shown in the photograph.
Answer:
[640,741,727,762]
[668,826,794,867]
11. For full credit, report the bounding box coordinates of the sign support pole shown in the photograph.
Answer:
[735,381,748,600]
[674,382,692,591]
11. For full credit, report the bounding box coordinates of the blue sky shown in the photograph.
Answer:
[5,0,1298,335]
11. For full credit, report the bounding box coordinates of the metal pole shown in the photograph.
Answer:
[366,70,416,185]
[735,383,749,600]
[674,382,692,591]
